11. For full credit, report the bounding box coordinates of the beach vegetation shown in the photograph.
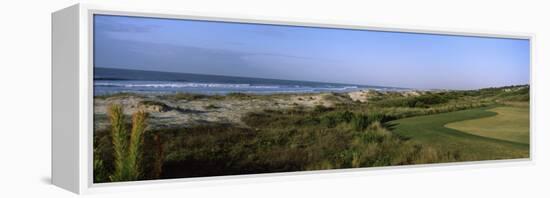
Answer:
[108,104,148,181]
[93,104,152,182]
[93,85,530,181]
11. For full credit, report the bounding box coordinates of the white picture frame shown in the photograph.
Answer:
[52,3,534,194]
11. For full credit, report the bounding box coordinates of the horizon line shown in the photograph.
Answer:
[94,66,407,89]
[94,66,528,91]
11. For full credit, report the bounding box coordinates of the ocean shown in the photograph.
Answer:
[94,67,402,96]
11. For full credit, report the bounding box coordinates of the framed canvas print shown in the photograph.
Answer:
[52,4,533,194]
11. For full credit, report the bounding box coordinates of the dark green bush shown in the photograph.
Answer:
[352,114,370,131]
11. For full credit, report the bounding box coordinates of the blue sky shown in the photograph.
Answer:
[94,15,530,90]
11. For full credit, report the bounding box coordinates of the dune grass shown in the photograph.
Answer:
[107,104,149,182]
[445,105,529,144]
[388,106,529,161]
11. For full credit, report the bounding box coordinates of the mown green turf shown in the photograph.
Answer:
[388,107,529,161]
[445,106,529,144]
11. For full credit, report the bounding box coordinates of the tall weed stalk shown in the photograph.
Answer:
[108,104,148,182]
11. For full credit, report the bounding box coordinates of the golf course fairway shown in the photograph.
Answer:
[389,106,529,162]
[445,106,529,144]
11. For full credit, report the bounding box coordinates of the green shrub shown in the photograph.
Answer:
[352,113,370,131]
[351,112,386,132]
[320,114,338,128]
[336,111,354,123]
